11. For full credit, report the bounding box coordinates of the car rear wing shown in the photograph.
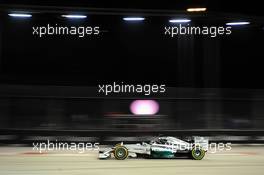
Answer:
[194,136,209,151]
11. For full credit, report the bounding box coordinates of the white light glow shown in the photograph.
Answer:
[123,17,145,21]
[8,13,32,18]
[187,8,207,12]
[130,100,159,115]
[61,15,87,19]
[226,22,250,26]
[169,19,191,23]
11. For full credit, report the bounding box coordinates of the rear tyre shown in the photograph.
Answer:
[114,146,128,160]
[191,147,205,160]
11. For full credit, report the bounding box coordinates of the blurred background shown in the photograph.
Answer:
[0,0,264,144]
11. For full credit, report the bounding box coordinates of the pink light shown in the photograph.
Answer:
[130,100,159,115]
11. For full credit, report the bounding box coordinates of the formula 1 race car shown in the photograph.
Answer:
[99,136,208,160]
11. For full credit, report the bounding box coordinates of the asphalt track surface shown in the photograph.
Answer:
[0,146,264,175]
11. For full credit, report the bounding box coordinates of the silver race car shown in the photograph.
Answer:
[99,136,208,160]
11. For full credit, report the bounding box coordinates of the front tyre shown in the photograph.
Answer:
[114,146,128,160]
[191,147,205,160]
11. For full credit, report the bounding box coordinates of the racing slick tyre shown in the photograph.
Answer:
[191,146,205,160]
[114,146,128,160]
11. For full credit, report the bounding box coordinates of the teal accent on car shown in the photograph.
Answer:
[151,150,174,158]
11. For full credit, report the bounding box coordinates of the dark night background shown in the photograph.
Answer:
[0,0,264,143]
[0,0,263,88]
